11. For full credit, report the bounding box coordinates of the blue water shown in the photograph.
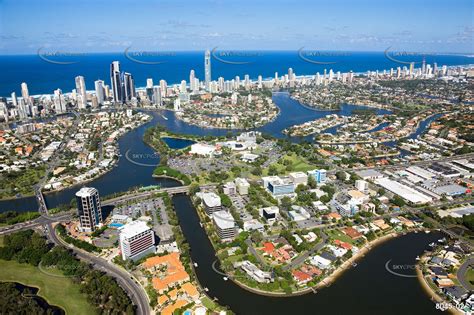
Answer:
[109,223,124,228]
[161,137,195,149]
[0,51,472,96]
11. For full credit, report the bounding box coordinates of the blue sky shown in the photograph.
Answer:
[0,0,473,54]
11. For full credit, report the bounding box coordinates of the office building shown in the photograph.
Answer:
[307,169,327,184]
[75,187,103,232]
[204,50,211,91]
[119,220,155,261]
[153,86,162,107]
[235,177,250,195]
[262,176,295,196]
[212,210,236,240]
[289,172,308,185]
[259,206,280,223]
[355,180,368,192]
[196,192,223,215]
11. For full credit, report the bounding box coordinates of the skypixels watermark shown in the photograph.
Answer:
[211,47,264,65]
[37,47,87,65]
[124,149,160,167]
[384,259,418,278]
[124,46,176,65]
[384,46,439,65]
[298,47,351,65]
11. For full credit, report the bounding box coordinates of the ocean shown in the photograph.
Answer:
[0,51,472,97]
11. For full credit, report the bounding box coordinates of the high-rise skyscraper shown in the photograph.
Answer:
[53,89,66,113]
[205,50,211,91]
[21,82,29,101]
[123,72,136,101]
[153,86,162,107]
[110,61,122,103]
[189,70,195,91]
[75,76,87,109]
[94,80,105,105]
[11,92,18,107]
[76,187,103,232]
[159,79,167,97]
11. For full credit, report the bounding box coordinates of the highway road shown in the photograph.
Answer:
[45,223,150,315]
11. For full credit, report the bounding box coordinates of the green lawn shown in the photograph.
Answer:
[466,267,474,285]
[0,259,96,315]
[326,229,356,245]
[0,235,4,246]
[262,153,314,176]
[201,296,218,310]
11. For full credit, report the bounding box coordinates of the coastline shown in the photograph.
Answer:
[416,255,462,315]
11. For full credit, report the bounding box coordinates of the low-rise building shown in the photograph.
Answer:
[289,171,308,185]
[259,206,280,223]
[235,177,250,195]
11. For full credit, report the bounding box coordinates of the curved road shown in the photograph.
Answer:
[45,223,150,315]
[457,255,474,291]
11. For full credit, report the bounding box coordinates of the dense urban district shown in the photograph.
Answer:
[0,55,473,315]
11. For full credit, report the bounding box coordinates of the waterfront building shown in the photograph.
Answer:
[189,70,195,91]
[75,187,103,232]
[235,260,274,283]
[11,92,18,107]
[212,210,237,241]
[119,220,156,261]
[196,192,223,215]
[53,89,66,113]
[204,49,211,91]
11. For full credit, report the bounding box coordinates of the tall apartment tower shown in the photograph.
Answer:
[76,187,103,232]
[110,61,122,103]
[204,50,211,91]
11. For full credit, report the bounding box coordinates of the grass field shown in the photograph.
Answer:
[201,296,218,310]
[326,229,356,245]
[262,153,314,176]
[0,259,96,315]
[466,267,474,285]
[0,235,4,246]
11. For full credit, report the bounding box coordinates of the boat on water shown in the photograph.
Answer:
[425,230,430,234]
[352,263,358,267]
[416,256,420,261]
[429,242,436,247]
[223,277,228,281]
[161,114,168,120]
[438,238,446,243]
[204,287,209,292]
[194,262,198,267]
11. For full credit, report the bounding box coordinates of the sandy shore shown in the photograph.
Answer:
[416,256,463,315]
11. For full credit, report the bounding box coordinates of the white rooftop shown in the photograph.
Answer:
[198,192,222,207]
[75,187,98,198]
[119,220,151,239]
[375,177,432,204]
[212,210,235,229]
